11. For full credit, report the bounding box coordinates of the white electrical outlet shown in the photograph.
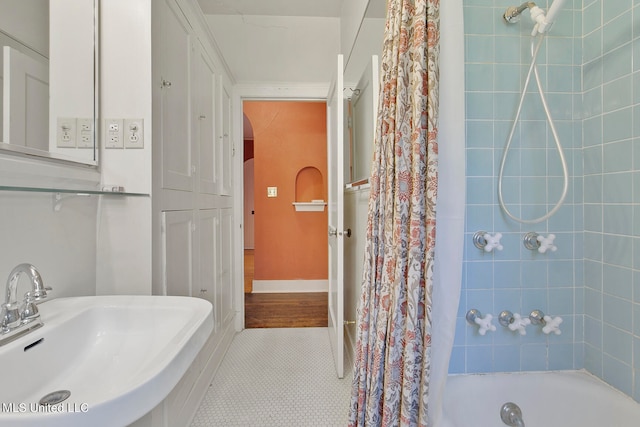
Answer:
[124,119,144,149]
[56,118,77,148]
[104,119,124,149]
[76,118,94,148]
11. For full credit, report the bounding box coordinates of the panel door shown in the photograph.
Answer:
[218,208,234,326]
[198,209,218,330]
[160,0,193,191]
[327,54,345,378]
[192,41,217,195]
[2,46,48,150]
[161,210,195,296]
[219,84,232,196]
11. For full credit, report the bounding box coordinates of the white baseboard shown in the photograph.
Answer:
[252,279,328,293]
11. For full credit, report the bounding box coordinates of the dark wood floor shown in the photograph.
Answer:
[244,249,328,328]
[244,292,328,328]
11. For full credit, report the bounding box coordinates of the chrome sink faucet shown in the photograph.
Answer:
[0,264,51,345]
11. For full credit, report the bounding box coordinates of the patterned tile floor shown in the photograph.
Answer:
[191,328,352,426]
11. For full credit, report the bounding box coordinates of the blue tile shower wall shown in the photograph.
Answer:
[582,0,640,400]
[455,0,640,402]
[453,0,583,375]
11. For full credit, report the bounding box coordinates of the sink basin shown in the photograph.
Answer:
[0,295,213,427]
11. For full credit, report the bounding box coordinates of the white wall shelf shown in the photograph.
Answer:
[292,201,327,212]
[0,185,149,197]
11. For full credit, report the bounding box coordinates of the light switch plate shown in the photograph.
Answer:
[56,118,76,148]
[267,187,278,197]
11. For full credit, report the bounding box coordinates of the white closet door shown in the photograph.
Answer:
[162,210,195,296]
[2,46,48,150]
[198,209,217,327]
[219,85,232,195]
[160,0,193,191]
[192,42,217,195]
[218,208,234,327]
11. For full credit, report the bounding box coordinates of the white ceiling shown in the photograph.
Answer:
[197,0,343,17]
[197,0,386,85]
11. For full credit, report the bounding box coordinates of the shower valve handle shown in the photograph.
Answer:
[529,310,563,335]
[476,313,496,336]
[499,310,530,335]
[523,232,557,253]
[473,231,503,252]
[537,234,557,253]
[466,309,496,336]
[542,315,563,335]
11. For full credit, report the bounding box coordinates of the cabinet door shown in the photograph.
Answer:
[2,46,48,150]
[159,0,193,191]
[219,84,232,196]
[198,209,218,329]
[161,210,195,296]
[218,207,234,326]
[192,42,217,195]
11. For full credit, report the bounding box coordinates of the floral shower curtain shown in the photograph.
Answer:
[348,0,439,426]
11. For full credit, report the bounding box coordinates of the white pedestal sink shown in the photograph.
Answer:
[0,295,213,427]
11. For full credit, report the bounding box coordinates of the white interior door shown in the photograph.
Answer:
[243,158,255,249]
[327,54,345,378]
[2,46,48,150]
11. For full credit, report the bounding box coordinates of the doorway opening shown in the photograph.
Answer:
[242,100,329,328]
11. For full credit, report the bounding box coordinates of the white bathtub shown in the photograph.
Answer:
[440,370,640,426]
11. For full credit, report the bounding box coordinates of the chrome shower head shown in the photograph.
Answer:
[503,2,536,23]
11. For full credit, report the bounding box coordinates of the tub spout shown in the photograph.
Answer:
[501,402,525,427]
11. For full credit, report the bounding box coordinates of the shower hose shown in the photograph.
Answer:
[497,33,569,224]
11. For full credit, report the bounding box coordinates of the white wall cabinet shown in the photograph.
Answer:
[157,0,193,192]
[161,209,195,297]
[218,207,234,325]
[197,208,217,322]
[153,0,234,306]
[193,41,218,195]
[148,0,236,426]
[219,85,233,195]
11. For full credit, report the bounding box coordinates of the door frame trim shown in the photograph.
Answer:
[231,84,330,332]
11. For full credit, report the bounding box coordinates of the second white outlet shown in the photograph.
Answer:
[124,119,144,149]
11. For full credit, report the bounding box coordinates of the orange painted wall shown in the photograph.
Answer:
[243,101,328,281]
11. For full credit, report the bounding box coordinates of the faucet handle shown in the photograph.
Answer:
[20,292,41,321]
[1,302,21,329]
[29,286,52,303]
